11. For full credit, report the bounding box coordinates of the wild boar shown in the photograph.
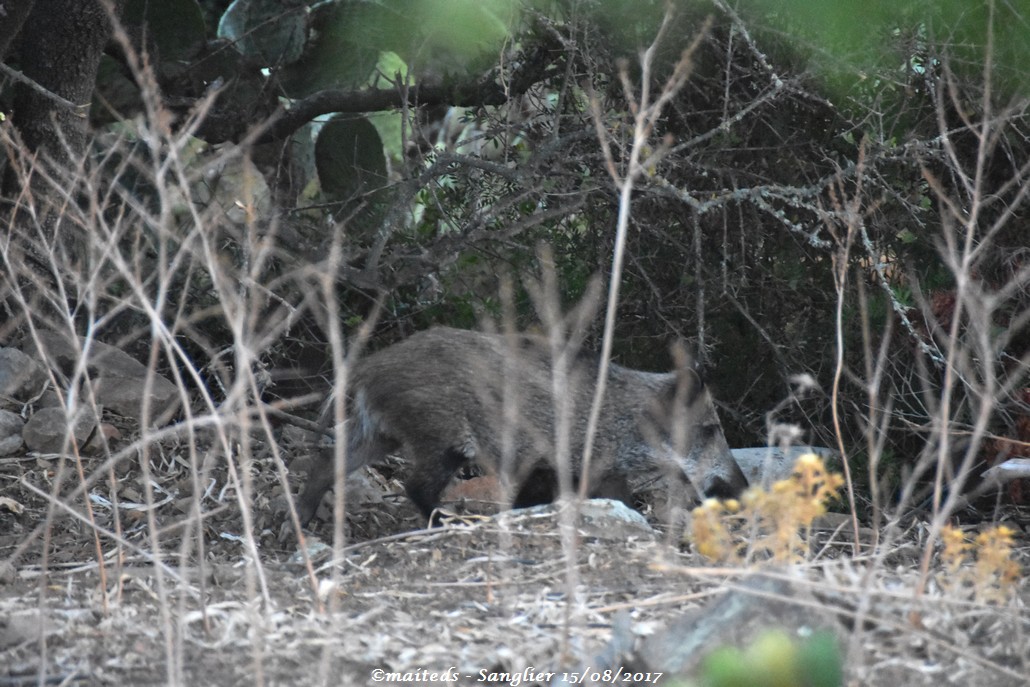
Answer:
[297,327,747,524]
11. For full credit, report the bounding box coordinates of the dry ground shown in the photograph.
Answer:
[1,435,1028,687]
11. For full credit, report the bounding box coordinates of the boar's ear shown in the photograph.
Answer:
[669,340,705,407]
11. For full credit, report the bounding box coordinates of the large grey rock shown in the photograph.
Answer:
[731,446,840,487]
[26,331,180,424]
[635,576,843,678]
[500,498,656,541]
[22,406,99,453]
[92,374,179,424]
[0,611,41,649]
[0,409,24,455]
[0,347,48,400]
[553,576,844,687]
[573,498,656,538]
[981,457,1030,486]
[29,330,147,378]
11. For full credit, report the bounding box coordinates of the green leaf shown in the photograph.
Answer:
[279,1,388,97]
[408,0,516,66]
[315,114,388,203]
[218,0,307,66]
[896,229,918,244]
[742,0,1030,99]
[123,0,206,60]
[700,646,750,687]
[795,632,844,687]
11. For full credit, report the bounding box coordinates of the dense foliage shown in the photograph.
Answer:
[1,0,1027,507]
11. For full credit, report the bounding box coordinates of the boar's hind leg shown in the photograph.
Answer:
[295,429,397,526]
[297,447,334,526]
[405,446,471,519]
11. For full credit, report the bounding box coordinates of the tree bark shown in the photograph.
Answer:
[10,0,120,167]
[2,0,122,287]
[0,0,37,62]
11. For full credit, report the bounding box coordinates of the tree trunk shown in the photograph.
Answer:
[0,0,37,62]
[10,0,119,168]
[2,0,122,311]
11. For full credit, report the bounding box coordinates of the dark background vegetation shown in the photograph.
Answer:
[2,0,1028,512]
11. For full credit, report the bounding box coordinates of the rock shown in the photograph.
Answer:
[731,446,841,487]
[22,330,78,371]
[0,559,16,584]
[635,575,843,678]
[0,409,25,455]
[0,494,24,516]
[93,374,179,424]
[504,498,656,540]
[0,611,40,649]
[29,330,147,378]
[576,498,655,537]
[981,458,1030,485]
[0,347,48,400]
[27,331,180,424]
[35,388,64,409]
[287,538,332,568]
[22,406,99,453]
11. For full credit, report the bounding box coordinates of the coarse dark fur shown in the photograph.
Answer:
[297,327,748,524]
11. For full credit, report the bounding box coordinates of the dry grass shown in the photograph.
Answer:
[1,5,1028,687]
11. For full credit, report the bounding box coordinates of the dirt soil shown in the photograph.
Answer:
[1,431,1028,687]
